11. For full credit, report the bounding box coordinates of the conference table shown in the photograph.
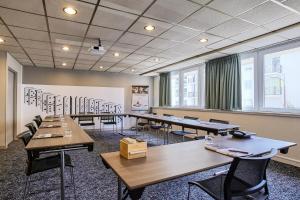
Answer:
[26,116,94,200]
[100,135,296,200]
[70,113,240,140]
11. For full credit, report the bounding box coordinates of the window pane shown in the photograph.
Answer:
[264,46,300,109]
[183,70,198,106]
[171,73,180,106]
[241,57,255,109]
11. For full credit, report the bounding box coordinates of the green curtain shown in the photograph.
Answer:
[205,54,241,110]
[159,72,171,107]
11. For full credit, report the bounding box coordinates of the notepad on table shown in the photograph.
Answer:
[43,119,61,122]
[205,143,252,157]
[33,133,64,139]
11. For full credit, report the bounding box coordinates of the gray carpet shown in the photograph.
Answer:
[0,129,300,200]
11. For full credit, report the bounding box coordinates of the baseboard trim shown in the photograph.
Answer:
[274,155,300,167]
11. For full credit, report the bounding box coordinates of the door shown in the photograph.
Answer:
[6,70,15,146]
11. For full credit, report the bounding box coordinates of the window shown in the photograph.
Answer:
[263,46,300,110]
[241,56,255,109]
[183,70,198,106]
[170,72,180,106]
[169,64,204,108]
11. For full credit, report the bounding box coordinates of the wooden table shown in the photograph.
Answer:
[100,136,296,200]
[26,116,94,200]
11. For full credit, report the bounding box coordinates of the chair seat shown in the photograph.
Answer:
[28,154,73,175]
[170,130,193,136]
[79,122,95,126]
[150,125,162,129]
[190,174,268,200]
[138,122,148,126]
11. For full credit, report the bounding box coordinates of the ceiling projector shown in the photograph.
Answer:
[88,38,106,55]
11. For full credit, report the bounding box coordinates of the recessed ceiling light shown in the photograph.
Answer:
[200,38,208,43]
[62,62,67,66]
[63,7,77,15]
[62,46,69,51]
[0,38,4,43]
[154,57,160,62]
[113,52,120,57]
[131,69,135,72]
[144,25,155,31]
[99,66,103,69]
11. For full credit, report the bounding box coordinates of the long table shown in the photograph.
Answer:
[26,116,94,200]
[100,136,296,200]
[70,113,240,140]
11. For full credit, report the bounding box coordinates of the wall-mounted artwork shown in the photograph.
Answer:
[131,85,149,111]
[22,84,124,129]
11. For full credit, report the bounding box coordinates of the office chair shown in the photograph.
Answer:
[170,116,199,142]
[19,131,75,200]
[35,115,43,122]
[33,118,42,128]
[187,149,277,200]
[78,113,95,129]
[208,119,230,136]
[100,112,117,133]
[25,123,37,135]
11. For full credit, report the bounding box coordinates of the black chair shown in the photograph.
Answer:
[170,116,199,142]
[100,112,117,133]
[187,149,277,200]
[19,131,75,199]
[33,118,42,128]
[35,115,43,122]
[208,119,229,136]
[25,123,37,135]
[78,112,95,128]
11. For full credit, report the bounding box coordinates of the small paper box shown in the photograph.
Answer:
[120,138,147,159]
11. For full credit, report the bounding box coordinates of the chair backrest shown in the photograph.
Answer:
[163,114,173,117]
[18,130,35,168]
[35,115,42,122]
[224,149,277,200]
[18,130,32,146]
[101,112,115,122]
[184,116,198,120]
[33,118,42,127]
[209,118,229,124]
[78,116,94,122]
[25,122,37,135]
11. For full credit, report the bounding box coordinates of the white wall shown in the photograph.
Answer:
[153,107,300,167]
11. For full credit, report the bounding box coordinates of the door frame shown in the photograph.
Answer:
[7,68,17,145]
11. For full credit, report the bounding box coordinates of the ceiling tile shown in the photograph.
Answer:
[207,18,257,38]
[207,0,266,17]
[199,52,227,61]
[78,53,101,61]
[48,18,88,37]
[230,27,270,42]
[107,67,127,72]
[0,44,23,53]
[26,48,52,56]
[30,54,53,61]
[46,0,95,23]
[120,58,141,65]
[165,43,203,55]
[94,60,115,68]
[282,0,300,12]
[0,7,47,31]
[145,56,168,64]
[0,36,18,46]
[0,0,44,14]
[156,49,185,59]
[206,39,237,49]
[133,61,156,69]
[19,39,51,49]
[33,60,54,68]
[52,43,80,54]
[82,38,113,49]
[54,57,75,69]
[239,1,292,26]
[219,44,254,54]
[263,14,300,31]
[74,64,92,70]
[243,35,287,48]
[9,26,49,41]
[119,32,153,46]
[184,33,223,47]
[145,38,178,50]
[126,53,150,61]
[10,52,29,60]
[159,25,201,42]
[134,46,162,56]
[189,0,211,5]
[0,24,12,37]
[51,33,83,46]
[92,7,138,30]
[18,58,34,66]
[100,0,153,15]
[54,51,78,59]
[76,59,96,65]
[276,25,300,39]
[87,25,123,42]
[80,0,98,4]
[110,43,140,53]
[180,7,232,31]
[56,63,74,69]
[144,0,202,23]
[129,17,172,37]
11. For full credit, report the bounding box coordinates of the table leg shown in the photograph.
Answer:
[60,150,65,200]
[135,118,138,135]
[118,177,122,200]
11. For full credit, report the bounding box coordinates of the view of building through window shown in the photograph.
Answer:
[264,46,300,110]
[183,70,198,106]
[171,73,180,106]
[241,57,255,109]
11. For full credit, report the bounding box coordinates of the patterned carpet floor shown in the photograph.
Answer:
[0,129,300,200]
